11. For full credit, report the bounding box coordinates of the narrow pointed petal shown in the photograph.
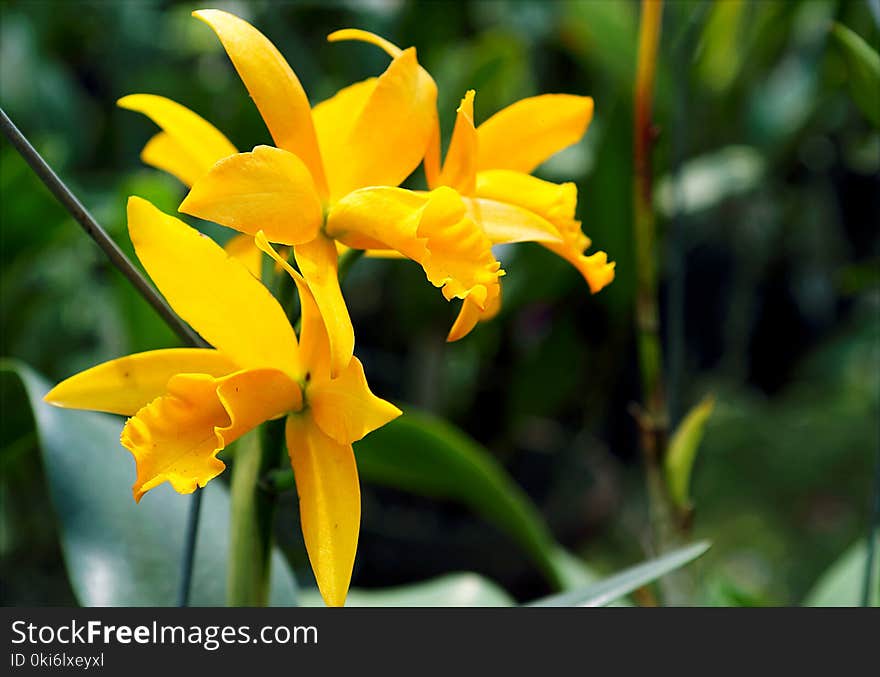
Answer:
[123,369,300,502]
[309,357,402,445]
[141,132,205,187]
[438,90,477,193]
[193,9,328,197]
[118,94,237,186]
[447,298,482,343]
[255,232,331,383]
[294,235,354,378]
[223,234,263,278]
[43,348,238,416]
[318,44,437,199]
[476,94,594,173]
[180,146,323,246]
[327,29,403,58]
[128,197,300,377]
[447,288,503,342]
[286,414,360,607]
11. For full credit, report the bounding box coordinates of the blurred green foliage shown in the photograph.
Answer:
[1,0,878,605]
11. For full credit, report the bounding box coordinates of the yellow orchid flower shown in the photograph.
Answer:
[424,88,617,338]
[44,196,401,607]
[116,10,504,372]
[116,92,263,277]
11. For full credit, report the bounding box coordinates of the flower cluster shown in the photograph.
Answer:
[44,9,614,607]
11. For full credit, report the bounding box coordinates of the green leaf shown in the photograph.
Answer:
[353,409,565,589]
[2,361,298,606]
[696,0,748,94]
[803,538,879,607]
[300,573,516,607]
[526,542,711,607]
[831,22,880,127]
[550,547,632,606]
[665,395,716,511]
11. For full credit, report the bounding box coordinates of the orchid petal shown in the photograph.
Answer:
[254,232,332,383]
[447,288,503,342]
[327,186,503,313]
[464,197,563,245]
[140,132,206,188]
[118,94,237,186]
[43,348,238,416]
[180,146,323,246]
[309,357,401,445]
[193,9,328,198]
[545,245,617,294]
[122,368,300,502]
[327,29,403,58]
[223,234,264,279]
[318,38,437,199]
[475,170,578,232]
[122,373,229,502]
[286,414,360,607]
[294,235,354,378]
[437,90,477,193]
[476,94,594,173]
[127,197,301,378]
[472,170,615,292]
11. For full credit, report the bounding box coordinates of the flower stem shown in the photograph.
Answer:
[176,488,203,606]
[1,107,208,607]
[227,427,284,606]
[0,107,206,349]
[633,0,693,602]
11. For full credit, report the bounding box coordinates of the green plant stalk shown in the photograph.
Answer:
[227,424,286,606]
[633,0,694,603]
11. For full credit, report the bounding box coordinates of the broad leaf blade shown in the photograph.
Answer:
[3,362,298,606]
[526,541,711,607]
[354,409,564,588]
[299,573,515,607]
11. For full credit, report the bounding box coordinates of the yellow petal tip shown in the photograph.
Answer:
[326,28,403,58]
[116,94,136,109]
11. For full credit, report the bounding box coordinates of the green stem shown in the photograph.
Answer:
[227,425,286,606]
[633,0,694,603]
